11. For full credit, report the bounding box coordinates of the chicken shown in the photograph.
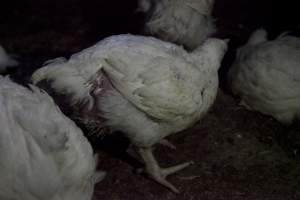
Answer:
[0,76,105,200]
[228,29,300,124]
[31,34,228,193]
[138,0,216,50]
[0,45,19,73]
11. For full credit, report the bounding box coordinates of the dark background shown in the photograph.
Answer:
[0,0,299,199]
[1,0,299,43]
[1,0,299,82]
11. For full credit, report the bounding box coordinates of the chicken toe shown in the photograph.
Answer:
[93,171,106,183]
[138,147,193,193]
[159,139,177,150]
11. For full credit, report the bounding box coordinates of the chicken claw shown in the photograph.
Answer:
[138,147,193,193]
[93,171,107,183]
[159,139,177,150]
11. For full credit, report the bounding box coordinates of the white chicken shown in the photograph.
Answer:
[31,34,228,193]
[0,45,19,73]
[228,29,300,124]
[138,0,216,50]
[0,76,105,200]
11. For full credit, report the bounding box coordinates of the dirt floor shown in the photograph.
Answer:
[0,0,299,199]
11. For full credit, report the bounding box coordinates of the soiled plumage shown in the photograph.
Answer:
[228,29,300,124]
[0,45,18,73]
[31,34,228,193]
[0,76,105,200]
[138,0,216,50]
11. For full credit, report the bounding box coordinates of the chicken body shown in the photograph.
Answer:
[228,29,300,124]
[0,45,18,73]
[138,0,216,50]
[31,34,228,192]
[0,76,105,200]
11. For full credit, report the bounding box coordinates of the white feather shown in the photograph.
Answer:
[31,34,228,147]
[228,29,300,124]
[0,76,105,200]
[138,0,216,50]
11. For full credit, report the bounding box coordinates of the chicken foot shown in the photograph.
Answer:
[159,139,176,149]
[138,147,193,193]
[93,171,107,183]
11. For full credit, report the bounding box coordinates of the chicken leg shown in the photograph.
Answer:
[138,147,194,193]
